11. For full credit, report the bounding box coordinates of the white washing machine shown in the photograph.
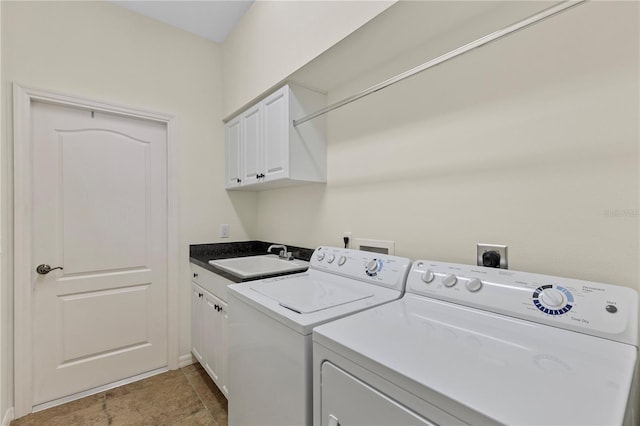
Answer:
[227,246,411,426]
[313,259,638,425]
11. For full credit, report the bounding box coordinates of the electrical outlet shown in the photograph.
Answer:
[220,224,229,238]
[477,243,508,269]
[343,232,352,248]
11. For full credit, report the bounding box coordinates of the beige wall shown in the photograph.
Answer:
[0,1,6,422]
[256,1,639,289]
[1,0,638,420]
[221,0,394,118]
[1,0,256,416]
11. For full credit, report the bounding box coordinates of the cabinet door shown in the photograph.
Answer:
[242,104,262,186]
[203,291,221,383]
[262,87,289,182]
[203,289,230,397]
[191,283,204,362]
[219,300,229,397]
[224,116,242,188]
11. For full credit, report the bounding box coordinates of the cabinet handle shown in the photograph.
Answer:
[193,273,198,278]
[236,178,241,183]
[198,293,203,298]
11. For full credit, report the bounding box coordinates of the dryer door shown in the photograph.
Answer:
[320,361,442,426]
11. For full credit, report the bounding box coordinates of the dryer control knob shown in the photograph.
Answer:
[316,252,325,261]
[539,288,564,307]
[327,254,336,264]
[338,256,347,266]
[421,270,435,283]
[365,259,380,274]
[466,278,483,292]
[442,274,457,287]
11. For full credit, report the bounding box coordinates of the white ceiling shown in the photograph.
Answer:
[111,1,254,43]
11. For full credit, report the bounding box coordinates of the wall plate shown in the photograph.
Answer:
[477,243,508,269]
[354,238,395,255]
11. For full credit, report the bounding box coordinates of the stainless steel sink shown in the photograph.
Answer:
[209,255,309,279]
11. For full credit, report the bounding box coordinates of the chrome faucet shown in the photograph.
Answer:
[267,244,293,260]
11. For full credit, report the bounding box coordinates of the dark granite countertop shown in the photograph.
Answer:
[189,240,314,283]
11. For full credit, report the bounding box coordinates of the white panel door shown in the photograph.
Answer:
[191,284,204,362]
[31,101,168,406]
[203,291,221,383]
[262,87,289,182]
[225,116,243,188]
[242,104,261,186]
[219,299,229,397]
[202,291,229,397]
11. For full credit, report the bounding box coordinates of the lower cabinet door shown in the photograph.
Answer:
[191,283,204,362]
[202,290,229,397]
[219,300,229,397]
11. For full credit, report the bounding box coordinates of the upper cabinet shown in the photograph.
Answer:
[224,84,327,190]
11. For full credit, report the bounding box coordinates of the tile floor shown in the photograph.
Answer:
[11,363,227,426]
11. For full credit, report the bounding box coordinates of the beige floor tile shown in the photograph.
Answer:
[11,398,109,426]
[170,409,217,426]
[11,364,227,426]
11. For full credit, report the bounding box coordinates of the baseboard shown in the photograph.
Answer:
[2,407,14,426]
[178,353,195,368]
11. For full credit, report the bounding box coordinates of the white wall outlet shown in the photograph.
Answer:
[220,224,229,238]
[477,243,508,269]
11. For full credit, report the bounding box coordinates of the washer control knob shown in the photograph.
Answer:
[421,270,435,283]
[316,252,325,261]
[466,278,482,292]
[539,288,564,307]
[365,259,380,274]
[442,274,457,287]
[338,256,347,266]
[327,254,336,264]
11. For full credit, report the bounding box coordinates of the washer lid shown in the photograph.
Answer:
[251,279,374,313]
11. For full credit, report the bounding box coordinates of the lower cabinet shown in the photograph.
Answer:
[191,280,229,398]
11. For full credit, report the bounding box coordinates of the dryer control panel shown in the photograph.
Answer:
[407,260,638,346]
[311,247,410,292]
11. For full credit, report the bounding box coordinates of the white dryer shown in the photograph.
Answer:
[313,259,638,425]
[227,246,410,426]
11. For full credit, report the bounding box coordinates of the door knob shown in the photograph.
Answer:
[36,264,63,275]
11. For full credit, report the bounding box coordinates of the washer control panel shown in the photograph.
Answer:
[311,246,410,291]
[407,260,638,346]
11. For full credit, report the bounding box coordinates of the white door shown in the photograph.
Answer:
[242,104,262,186]
[31,101,168,406]
[262,87,289,182]
[225,116,242,188]
[191,284,204,363]
[202,290,228,397]
[203,290,221,382]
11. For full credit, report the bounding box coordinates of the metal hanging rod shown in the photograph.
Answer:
[293,0,586,128]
